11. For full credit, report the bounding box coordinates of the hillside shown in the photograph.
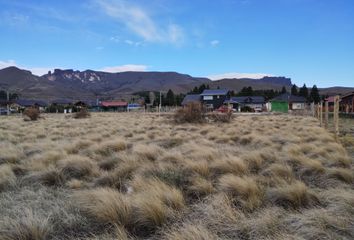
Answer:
[0,66,353,100]
[209,76,292,91]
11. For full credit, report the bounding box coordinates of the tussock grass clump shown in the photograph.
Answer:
[165,223,218,240]
[218,174,263,210]
[22,168,65,187]
[131,178,185,211]
[210,157,247,176]
[134,144,163,161]
[188,177,215,198]
[73,188,132,226]
[266,181,319,209]
[131,194,169,232]
[0,210,51,240]
[0,164,16,191]
[327,168,353,183]
[23,107,40,121]
[57,156,99,180]
[174,102,205,124]
[95,139,127,156]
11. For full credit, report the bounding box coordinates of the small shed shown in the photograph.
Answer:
[270,93,306,113]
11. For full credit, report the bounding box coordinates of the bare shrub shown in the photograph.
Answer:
[73,188,132,226]
[73,108,90,119]
[23,107,40,121]
[174,102,205,123]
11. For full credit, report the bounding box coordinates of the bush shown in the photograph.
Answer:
[23,107,40,121]
[241,106,254,112]
[174,102,205,123]
[74,108,90,119]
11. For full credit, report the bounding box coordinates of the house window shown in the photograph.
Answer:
[217,95,220,99]
[203,95,213,100]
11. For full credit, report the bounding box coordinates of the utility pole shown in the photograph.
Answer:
[6,90,10,116]
[159,91,162,116]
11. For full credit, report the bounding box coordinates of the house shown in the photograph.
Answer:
[49,99,73,113]
[324,96,336,112]
[270,93,306,113]
[15,99,48,112]
[200,89,230,110]
[100,101,128,112]
[224,96,265,112]
[181,94,201,106]
[340,91,354,113]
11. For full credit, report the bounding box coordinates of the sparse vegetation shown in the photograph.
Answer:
[0,112,353,239]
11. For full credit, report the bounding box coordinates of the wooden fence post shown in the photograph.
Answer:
[320,101,323,127]
[325,101,329,128]
[334,95,340,138]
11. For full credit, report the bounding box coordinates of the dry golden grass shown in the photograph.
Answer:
[0,113,353,239]
[218,174,263,210]
[73,188,132,226]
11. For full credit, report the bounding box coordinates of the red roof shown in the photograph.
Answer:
[101,101,128,107]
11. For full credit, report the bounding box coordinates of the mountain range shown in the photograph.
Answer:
[0,66,353,101]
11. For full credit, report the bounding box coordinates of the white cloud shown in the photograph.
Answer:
[210,40,219,46]
[0,60,54,76]
[100,64,148,73]
[95,0,184,44]
[208,72,273,80]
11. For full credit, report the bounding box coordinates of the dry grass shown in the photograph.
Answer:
[218,174,263,210]
[0,113,353,239]
[73,188,132,226]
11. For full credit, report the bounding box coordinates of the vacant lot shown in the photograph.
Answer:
[0,113,353,239]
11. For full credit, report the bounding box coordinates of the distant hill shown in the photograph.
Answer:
[209,77,292,91]
[0,66,352,100]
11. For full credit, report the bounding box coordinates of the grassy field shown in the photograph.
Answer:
[0,113,353,239]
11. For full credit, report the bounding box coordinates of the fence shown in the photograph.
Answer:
[314,95,340,139]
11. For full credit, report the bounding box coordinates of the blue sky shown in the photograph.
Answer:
[0,0,353,87]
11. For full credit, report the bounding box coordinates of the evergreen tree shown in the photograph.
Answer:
[299,84,309,99]
[166,89,175,106]
[310,85,320,103]
[291,84,298,95]
[281,86,287,94]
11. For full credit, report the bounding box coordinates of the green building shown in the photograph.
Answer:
[270,93,306,113]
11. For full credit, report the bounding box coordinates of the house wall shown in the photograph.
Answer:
[340,95,354,113]
[202,95,227,109]
[292,103,305,110]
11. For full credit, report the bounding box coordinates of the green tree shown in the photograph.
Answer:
[299,84,308,99]
[166,89,175,106]
[309,85,320,103]
[291,84,298,95]
[281,86,287,94]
